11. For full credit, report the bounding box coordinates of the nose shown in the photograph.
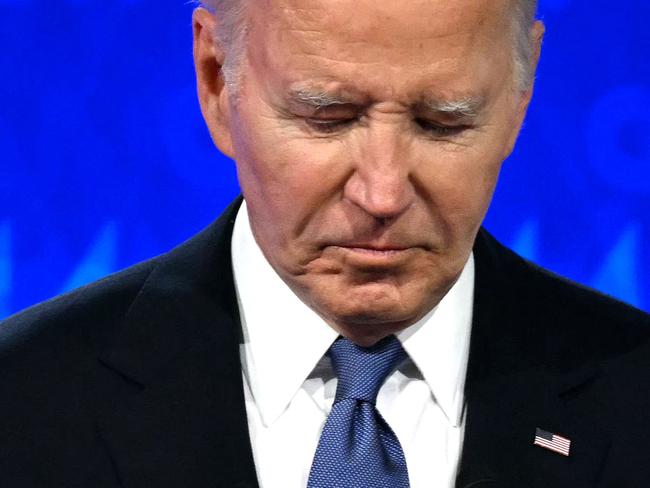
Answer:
[343,128,415,221]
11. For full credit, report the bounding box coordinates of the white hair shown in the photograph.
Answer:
[198,0,249,91]
[199,0,538,91]
[512,0,540,89]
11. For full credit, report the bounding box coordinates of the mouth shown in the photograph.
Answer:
[343,246,408,255]
[330,243,419,266]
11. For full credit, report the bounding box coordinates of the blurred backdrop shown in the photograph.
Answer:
[0,0,648,319]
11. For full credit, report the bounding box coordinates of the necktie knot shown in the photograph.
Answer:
[329,335,406,404]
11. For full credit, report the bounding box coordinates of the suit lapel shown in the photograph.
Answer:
[458,364,610,488]
[457,230,610,487]
[96,198,259,488]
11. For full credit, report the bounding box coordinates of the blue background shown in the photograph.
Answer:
[0,0,648,319]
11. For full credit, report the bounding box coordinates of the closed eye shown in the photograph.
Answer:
[414,118,470,138]
[305,118,356,133]
[304,117,471,137]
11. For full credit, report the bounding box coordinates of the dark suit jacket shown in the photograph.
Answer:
[1,198,649,488]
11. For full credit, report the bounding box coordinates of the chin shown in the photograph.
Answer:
[291,267,444,341]
[317,286,428,334]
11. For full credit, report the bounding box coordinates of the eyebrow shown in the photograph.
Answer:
[423,96,485,118]
[289,89,351,108]
[288,88,485,117]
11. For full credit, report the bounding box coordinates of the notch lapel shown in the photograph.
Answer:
[96,198,259,488]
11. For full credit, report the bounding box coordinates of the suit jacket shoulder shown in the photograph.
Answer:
[0,198,258,488]
[471,229,649,373]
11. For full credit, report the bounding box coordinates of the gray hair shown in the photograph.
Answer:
[198,0,249,91]
[199,0,538,91]
[512,0,540,89]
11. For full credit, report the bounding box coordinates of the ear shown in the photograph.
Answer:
[505,20,545,156]
[193,8,235,158]
[516,20,545,119]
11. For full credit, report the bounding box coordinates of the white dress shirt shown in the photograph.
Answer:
[231,201,475,488]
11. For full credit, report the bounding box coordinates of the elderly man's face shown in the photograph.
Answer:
[194,0,541,345]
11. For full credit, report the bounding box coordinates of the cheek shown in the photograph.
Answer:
[232,111,352,249]
[241,141,348,217]
[415,144,503,238]
[235,107,343,188]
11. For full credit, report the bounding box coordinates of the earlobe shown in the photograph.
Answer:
[193,8,235,158]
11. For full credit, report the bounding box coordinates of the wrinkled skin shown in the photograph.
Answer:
[193,0,544,346]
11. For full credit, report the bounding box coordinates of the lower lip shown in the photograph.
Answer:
[346,247,406,256]
[337,246,413,264]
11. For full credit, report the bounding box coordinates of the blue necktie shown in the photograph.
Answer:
[307,335,410,488]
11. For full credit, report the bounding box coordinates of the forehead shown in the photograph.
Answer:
[265,0,512,39]
[248,0,515,100]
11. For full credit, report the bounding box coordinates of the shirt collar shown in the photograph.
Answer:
[232,202,338,427]
[232,201,474,428]
[397,253,474,427]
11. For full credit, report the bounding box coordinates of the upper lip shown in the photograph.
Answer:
[334,243,413,251]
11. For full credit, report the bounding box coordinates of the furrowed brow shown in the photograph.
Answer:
[423,96,485,118]
[289,89,350,109]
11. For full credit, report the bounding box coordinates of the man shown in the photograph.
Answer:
[0,0,648,487]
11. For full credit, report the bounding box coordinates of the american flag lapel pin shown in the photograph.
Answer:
[533,427,571,456]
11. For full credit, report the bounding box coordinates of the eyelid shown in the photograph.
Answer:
[301,114,474,136]
[304,117,356,133]
[414,118,472,137]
